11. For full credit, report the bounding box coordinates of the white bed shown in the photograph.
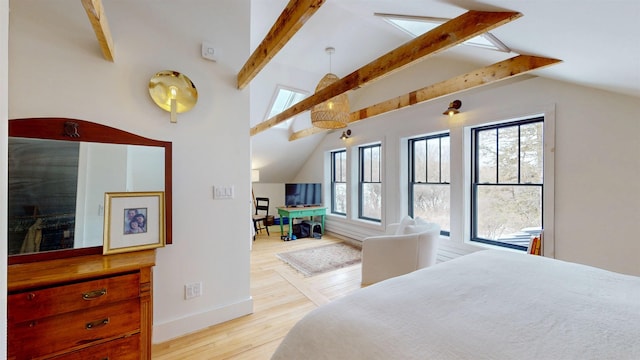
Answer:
[272,250,640,359]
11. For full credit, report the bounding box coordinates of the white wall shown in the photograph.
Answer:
[253,182,285,216]
[297,60,640,276]
[8,0,252,343]
[1,0,9,355]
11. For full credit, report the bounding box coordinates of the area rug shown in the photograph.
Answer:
[276,242,361,277]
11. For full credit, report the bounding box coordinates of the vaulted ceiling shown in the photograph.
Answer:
[248,0,639,182]
[33,0,640,182]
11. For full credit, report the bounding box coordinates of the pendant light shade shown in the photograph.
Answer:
[311,47,350,129]
[311,73,350,129]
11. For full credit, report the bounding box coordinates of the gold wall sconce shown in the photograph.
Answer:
[149,70,198,123]
[339,129,351,140]
[443,100,462,117]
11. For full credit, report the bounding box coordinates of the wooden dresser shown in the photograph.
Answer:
[7,250,156,360]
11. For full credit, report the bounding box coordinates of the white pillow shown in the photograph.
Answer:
[404,224,431,234]
[414,217,430,225]
[395,215,415,235]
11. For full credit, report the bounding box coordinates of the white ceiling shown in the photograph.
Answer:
[254,0,640,98]
[250,0,640,183]
[10,0,640,184]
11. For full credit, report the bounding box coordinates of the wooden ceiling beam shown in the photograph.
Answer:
[289,55,561,141]
[81,0,115,62]
[251,10,522,137]
[288,126,326,141]
[237,0,326,90]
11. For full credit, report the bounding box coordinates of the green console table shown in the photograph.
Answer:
[277,206,326,240]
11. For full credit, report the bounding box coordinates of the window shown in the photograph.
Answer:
[409,133,450,235]
[359,144,382,222]
[471,117,544,250]
[375,13,510,52]
[331,150,347,215]
[265,85,308,129]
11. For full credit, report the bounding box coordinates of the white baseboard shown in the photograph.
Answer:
[152,297,254,343]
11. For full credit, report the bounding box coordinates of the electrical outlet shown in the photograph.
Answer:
[185,282,202,300]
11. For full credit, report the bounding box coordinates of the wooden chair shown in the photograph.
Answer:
[252,197,270,239]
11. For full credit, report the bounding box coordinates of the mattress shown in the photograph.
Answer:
[272,250,640,359]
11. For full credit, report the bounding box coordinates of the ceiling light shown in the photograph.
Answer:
[443,100,462,117]
[375,13,510,53]
[311,47,350,129]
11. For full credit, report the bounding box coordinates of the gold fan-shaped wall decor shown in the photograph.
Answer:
[148,70,198,123]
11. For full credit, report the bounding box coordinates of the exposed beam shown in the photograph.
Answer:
[237,0,325,90]
[81,0,115,62]
[289,55,561,141]
[289,126,325,141]
[251,10,522,137]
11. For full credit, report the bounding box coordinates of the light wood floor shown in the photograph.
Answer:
[152,227,363,359]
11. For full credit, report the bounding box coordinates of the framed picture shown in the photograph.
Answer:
[104,191,165,255]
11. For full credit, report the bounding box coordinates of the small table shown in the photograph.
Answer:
[277,206,326,240]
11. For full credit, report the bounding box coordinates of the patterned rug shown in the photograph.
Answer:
[276,242,362,277]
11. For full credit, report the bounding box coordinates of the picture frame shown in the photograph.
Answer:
[103,191,165,255]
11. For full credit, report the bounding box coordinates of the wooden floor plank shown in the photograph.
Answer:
[152,231,362,359]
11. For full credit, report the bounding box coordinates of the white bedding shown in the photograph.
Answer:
[272,250,640,359]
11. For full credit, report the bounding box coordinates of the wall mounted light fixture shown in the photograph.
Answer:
[340,129,351,140]
[149,70,198,123]
[443,100,462,117]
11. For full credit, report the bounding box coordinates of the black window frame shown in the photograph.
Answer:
[358,143,382,222]
[330,149,347,215]
[408,132,450,236]
[471,116,544,250]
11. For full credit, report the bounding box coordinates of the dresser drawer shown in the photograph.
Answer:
[49,334,140,360]
[8,299,140,359]
[8,273,140,323]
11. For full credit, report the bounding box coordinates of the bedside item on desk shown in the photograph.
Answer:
[103,191,166,255]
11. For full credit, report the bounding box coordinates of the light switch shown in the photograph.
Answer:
[213,185,234,199]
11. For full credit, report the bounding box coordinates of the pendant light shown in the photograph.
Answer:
[310,47,350,129]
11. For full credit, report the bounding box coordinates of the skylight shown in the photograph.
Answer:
[266,85,309,129]
[376,13,510,53]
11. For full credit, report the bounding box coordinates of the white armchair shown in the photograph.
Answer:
[361,218,440,285]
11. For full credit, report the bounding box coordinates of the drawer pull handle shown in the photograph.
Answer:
[86,318,110,329]
[82,288,107,300]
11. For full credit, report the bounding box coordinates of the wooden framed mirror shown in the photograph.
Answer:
[8,117,172,264]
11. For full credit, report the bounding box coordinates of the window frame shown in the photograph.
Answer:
[470,116,544,251]
[358,143,382,222]
[330,149,347,215]
[408,132,450,236]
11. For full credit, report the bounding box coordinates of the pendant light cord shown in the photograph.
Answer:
[325,46,335,74]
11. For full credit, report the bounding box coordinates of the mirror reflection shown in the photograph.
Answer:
[8,137,164,256]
